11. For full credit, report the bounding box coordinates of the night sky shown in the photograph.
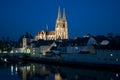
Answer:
[0,0,120,40]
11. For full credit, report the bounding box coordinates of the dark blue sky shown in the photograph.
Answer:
[0,0,120,40]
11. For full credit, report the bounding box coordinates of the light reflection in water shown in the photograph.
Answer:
[0,63,120,80]
[116,73,119,77]
[11,65,13,75]
[55,73,62,80]
[15,66,18,74]
[16,63,120,80]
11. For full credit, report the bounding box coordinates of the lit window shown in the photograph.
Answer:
[10,50,13,53]
[33,53,35,54]
[75,47,78,50]
[110,53,113,57]
[116,58,119,62]
[4,58,7,62]
[16,50,18,53]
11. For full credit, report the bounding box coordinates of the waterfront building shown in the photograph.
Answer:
[35,7,68,40]
[22,33,33,48]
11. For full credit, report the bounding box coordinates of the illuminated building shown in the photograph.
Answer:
[35,6,68,40]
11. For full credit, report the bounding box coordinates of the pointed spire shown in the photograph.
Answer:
[57,6,61,20]
[63,8,66,20]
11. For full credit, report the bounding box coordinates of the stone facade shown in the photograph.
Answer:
[35,7,68,40]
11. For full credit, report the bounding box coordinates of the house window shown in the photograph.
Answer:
[110,53,113,57]
[116,58,119,62]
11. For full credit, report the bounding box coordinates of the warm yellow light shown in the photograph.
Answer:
[55,73,62,80]
[27,49,31,53]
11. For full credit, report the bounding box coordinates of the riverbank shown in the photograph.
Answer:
[0,53,120,72]
[19,55,120,72]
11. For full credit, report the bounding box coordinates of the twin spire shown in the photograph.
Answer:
[57,6,66,20]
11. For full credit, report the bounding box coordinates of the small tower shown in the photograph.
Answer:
[22,36,27,48]
[22,32,33,48]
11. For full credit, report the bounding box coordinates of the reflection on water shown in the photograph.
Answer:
[0,62,120,80]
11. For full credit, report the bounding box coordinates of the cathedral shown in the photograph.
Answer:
[35,7,68,40]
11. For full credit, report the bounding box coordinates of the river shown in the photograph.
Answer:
[0,62,120,80]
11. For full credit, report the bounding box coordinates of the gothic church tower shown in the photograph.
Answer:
[55,7,68,40]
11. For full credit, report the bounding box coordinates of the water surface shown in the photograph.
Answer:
[0,62,120,80]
